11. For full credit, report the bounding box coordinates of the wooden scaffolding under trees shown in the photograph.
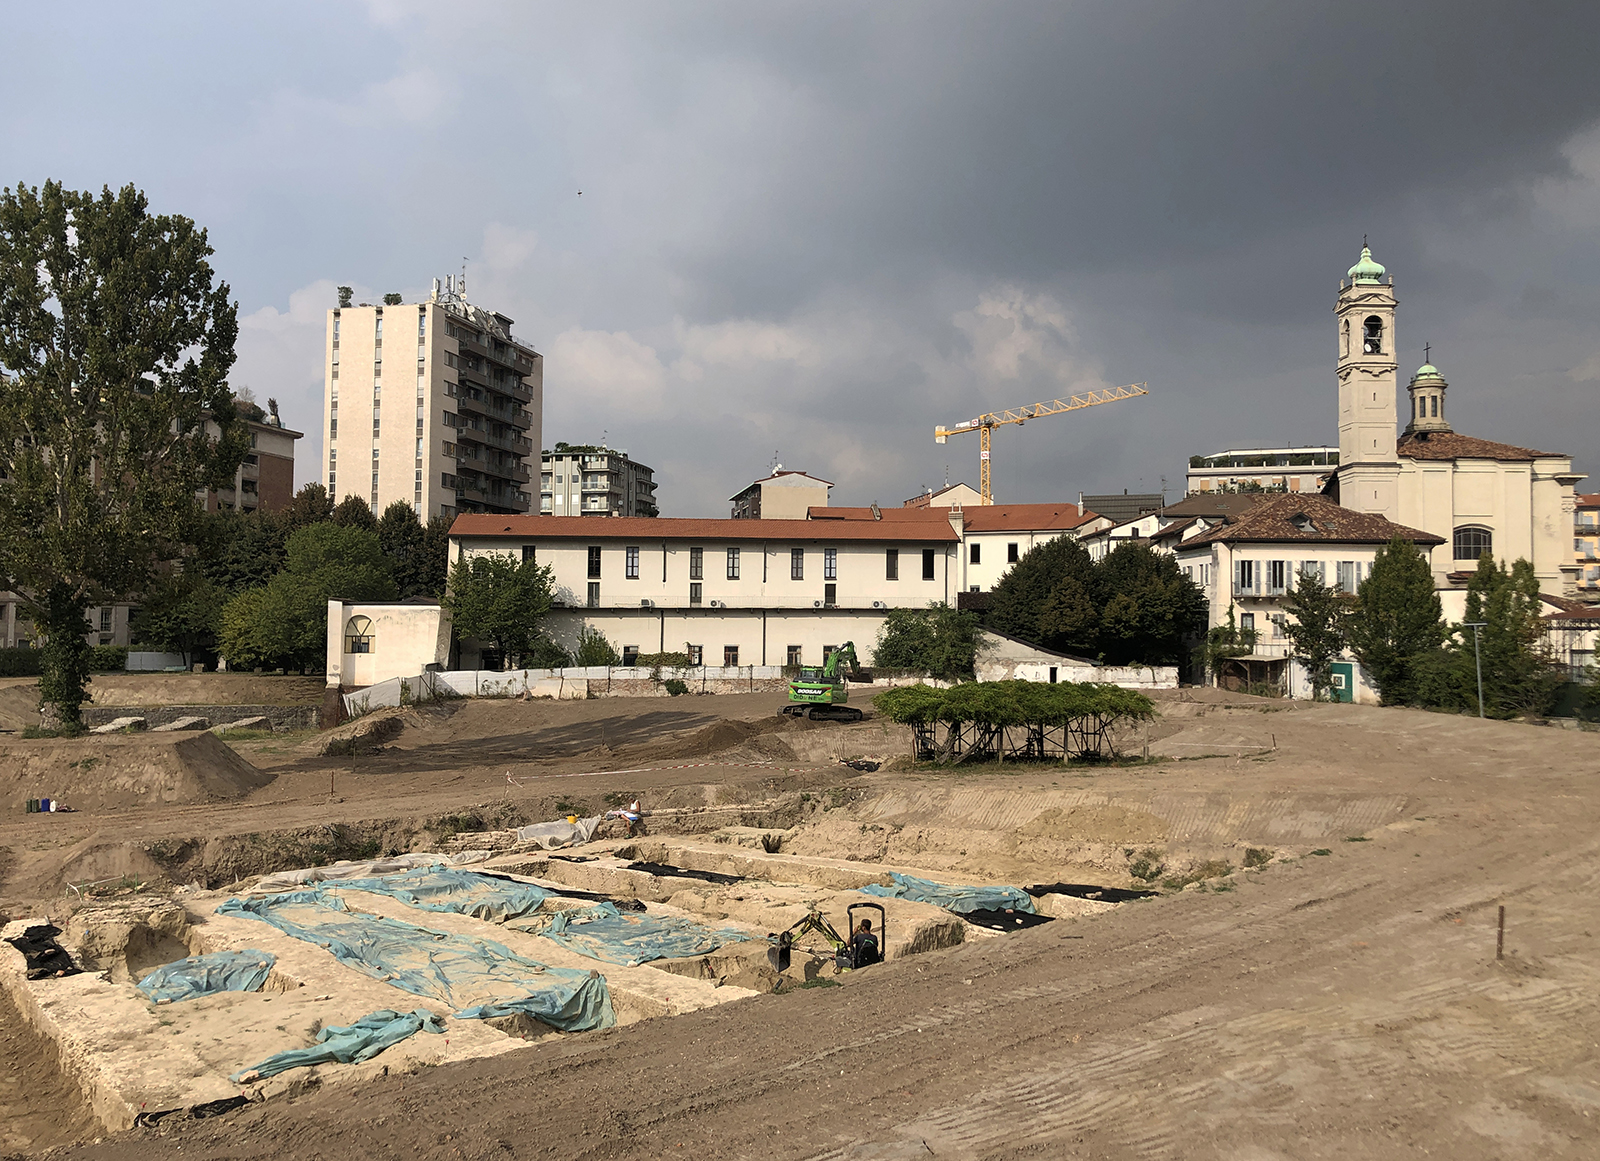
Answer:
[874,680,1155,763]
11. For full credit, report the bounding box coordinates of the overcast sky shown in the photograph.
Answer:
[7,1,1600,513]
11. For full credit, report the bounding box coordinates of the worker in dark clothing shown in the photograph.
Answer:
[850,918,880,967]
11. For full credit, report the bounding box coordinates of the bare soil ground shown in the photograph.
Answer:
[3,688,1599,1159]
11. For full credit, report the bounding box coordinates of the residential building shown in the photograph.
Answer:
[903,482,985,509]
[204,399,301,514]
[540,444,658,517]
[1330,244,1585,595]
[810,502,1107,592]
[446,514,960,670]
[323,277,542,520]
[1186,447,1337,495]
[1078,491,1164,526]
[1576,494,1600,593]
[1080,493,1266,562]
[729,469,832,519]
[1173,493,1445,702]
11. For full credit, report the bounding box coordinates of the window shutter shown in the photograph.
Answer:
[1233,560,1241,593]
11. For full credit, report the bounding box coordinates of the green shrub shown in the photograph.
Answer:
[88,645,128,672]
[663,678,689,696]
[0,646,43,677]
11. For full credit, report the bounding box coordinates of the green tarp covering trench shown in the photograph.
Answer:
[217,889,614,1031]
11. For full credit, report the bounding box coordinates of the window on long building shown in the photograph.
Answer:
[1453,526,1493,562]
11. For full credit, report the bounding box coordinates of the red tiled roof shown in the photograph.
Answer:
[1178,494,1445,548]
[1397,432,1560,461]
[961,503,1099,532]
[807,506,949,522]
[449,514,957,543]
[1541,593,1600,621]
[1577,493,1600,510]
[807,502,1097,532]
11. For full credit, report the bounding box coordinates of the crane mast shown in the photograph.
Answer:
[933,383,1149,504]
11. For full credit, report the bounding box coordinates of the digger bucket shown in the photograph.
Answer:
[768,930,793,973]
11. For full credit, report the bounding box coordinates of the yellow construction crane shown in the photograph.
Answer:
[934,383,1149,504]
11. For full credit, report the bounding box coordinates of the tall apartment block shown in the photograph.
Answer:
[539,444,659,516]
[323,277,543,519]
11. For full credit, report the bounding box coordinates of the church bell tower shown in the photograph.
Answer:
[1335,243,1400,517]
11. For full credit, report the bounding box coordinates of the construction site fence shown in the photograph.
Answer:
[342,667,943,716]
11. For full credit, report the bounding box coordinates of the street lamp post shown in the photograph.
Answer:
[1462,622,1487,718]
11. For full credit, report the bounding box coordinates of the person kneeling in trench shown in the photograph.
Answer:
[851,919,880,968]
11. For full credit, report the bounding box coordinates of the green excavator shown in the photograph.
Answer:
[781,641,869,721]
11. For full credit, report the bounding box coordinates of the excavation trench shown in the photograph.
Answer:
[2,769,1407,1141]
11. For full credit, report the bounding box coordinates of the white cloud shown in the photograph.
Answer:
[234,280,341,490]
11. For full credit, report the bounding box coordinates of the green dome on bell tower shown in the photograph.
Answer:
[1347,243,1386,285]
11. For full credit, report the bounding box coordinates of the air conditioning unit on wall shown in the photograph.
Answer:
[872,601,887,609]
[640,599,654,608]
[813,600,823,608]
[708,600,725,609]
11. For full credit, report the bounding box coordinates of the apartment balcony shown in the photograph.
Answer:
[476,458,531,484]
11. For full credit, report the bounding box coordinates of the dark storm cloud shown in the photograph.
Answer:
[4,1,1597,510]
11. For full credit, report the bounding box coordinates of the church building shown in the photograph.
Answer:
[1330,244,1585,600]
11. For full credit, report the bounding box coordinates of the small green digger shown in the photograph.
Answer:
[781,641,869,722]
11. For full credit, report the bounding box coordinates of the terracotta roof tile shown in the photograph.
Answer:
[960,503,1099,532]
[1397,431,1560,461]
[449,514,957,543]
[1178,493,1445,548]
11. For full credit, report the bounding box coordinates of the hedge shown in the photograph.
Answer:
[0,647,43,678]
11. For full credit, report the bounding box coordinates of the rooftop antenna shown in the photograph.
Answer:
[460,258,468,298]
[943,463,950,488]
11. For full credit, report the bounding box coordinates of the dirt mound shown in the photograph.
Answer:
[86,673,324,708]
[318,707,412,756]
[0,680,39,732]
[651,715,810,759]
[0,733,273,813]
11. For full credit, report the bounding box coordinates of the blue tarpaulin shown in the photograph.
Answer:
[231,1008,443,1083]
[217,890,614,1031]
[136,950,276,1003]
[333,867,555,924]
[858,872,1037,915]
[519,903,752,966]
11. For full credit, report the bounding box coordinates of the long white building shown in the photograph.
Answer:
[448,513,960,668]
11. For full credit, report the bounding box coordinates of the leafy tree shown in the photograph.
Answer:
[573,625,621,667]
[873,603,981,681]
[0,181,243,726]
[337,286,353,308]
[377,500,429,598]
[987,539,1204,665]
[416,514,453,598]
[130,568,225,666]
[196,508,286,593]
[1344,537,1446,705]
[525,636,573,669]
[1453,555,1561,718]
[277,482,333,533]
[1203,604,1256,680]
[442,553,555,666]
[1090,543,1207,665]
[987,536,1095,646]
[1283,565,1348,700]
[218,523,395,671]
[331,494,378,531]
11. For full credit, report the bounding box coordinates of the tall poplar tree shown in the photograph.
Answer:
[0,182,243,726]
[1344,537,1446,705]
